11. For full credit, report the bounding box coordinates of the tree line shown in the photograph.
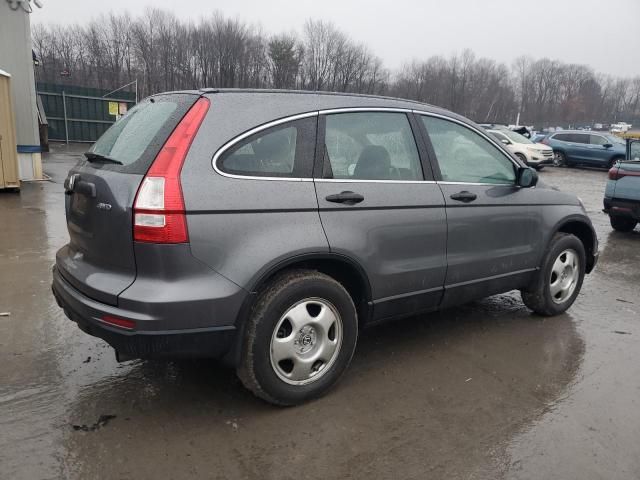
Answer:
[32,9,640,127]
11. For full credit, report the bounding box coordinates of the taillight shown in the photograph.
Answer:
[608,167,640,181]
[133,97,210,243]
[101,315,135,330]
[608,167,622,180]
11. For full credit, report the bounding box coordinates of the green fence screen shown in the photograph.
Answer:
[37,83,136,143]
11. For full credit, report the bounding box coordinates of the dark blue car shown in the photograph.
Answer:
[542,131,626,168]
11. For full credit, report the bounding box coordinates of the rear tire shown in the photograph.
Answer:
[237,270,358,406]
[521,233,585,316]
[610,216,637,232]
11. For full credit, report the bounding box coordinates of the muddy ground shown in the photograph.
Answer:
[1,144,638,479]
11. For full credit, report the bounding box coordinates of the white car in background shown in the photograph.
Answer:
[488,129,554,169]
[610,122,632,133]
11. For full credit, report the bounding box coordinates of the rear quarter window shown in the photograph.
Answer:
[216,117,317,178]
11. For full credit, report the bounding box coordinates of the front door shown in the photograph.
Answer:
[314,110,447,322]
[586,134,613,166]
[418,114,541,307]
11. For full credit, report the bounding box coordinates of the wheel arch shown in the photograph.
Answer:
[514,150,528,161]
[608,153,625,166]
[224,253,373,366]
[552,218,597,273]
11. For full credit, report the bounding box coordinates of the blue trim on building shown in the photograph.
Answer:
[17,145,42,153]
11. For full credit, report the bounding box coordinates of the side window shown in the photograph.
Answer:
[491,131,509,145]
[218,117,315,178]
[421,116,516,185]
[323,112,423,181]
[590,135,608,146]
[566,133,588,144]
[630,141,640,161]
[554,133,568,142]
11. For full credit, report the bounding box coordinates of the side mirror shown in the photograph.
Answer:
[518,167,538,188]
[500,138,511,145]
[603,143,613,149]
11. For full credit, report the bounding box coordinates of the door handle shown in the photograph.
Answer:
[325,191,364,205]
[450,191,477,203]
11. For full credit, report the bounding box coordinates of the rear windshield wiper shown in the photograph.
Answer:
[84,152,123,165]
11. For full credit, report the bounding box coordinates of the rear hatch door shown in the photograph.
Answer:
[57,93,199,305]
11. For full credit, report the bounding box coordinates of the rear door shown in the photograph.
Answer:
[417,114,541,307]
[57,93,198,305]
[567,133,591,162]
[314,109,447,321]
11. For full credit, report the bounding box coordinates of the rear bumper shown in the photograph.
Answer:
[603,197,640,220]
[52,265,239,360]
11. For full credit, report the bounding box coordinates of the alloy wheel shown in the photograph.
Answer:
[553,151,565,166]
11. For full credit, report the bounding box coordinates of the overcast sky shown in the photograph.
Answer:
[32,0,640,77]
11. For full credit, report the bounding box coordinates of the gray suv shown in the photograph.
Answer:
[52,90,598,405]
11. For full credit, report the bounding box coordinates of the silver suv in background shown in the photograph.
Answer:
[52,90,598,405]
[488,128,554,169]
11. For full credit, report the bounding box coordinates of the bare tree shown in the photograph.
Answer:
[32,9,640,127]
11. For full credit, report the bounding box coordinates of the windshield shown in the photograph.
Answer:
[90,100,178,166]
[605,134,625,145]
[502,129,533,144]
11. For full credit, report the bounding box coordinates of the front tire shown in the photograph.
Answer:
[521,233,585,316]
[237,270,358,406]
[610,216,637,232]
[553,151,567,167]
[515,152,528,164]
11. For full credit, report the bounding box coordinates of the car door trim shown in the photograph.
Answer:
[437,181,516,186]
[444,267,538,289]
[373,285,443,305]
[318,107,413,115]
[315,178,436,184]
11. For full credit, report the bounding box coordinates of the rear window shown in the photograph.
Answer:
[88,94,197,173]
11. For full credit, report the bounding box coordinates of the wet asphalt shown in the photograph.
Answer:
[1,144,638,480]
